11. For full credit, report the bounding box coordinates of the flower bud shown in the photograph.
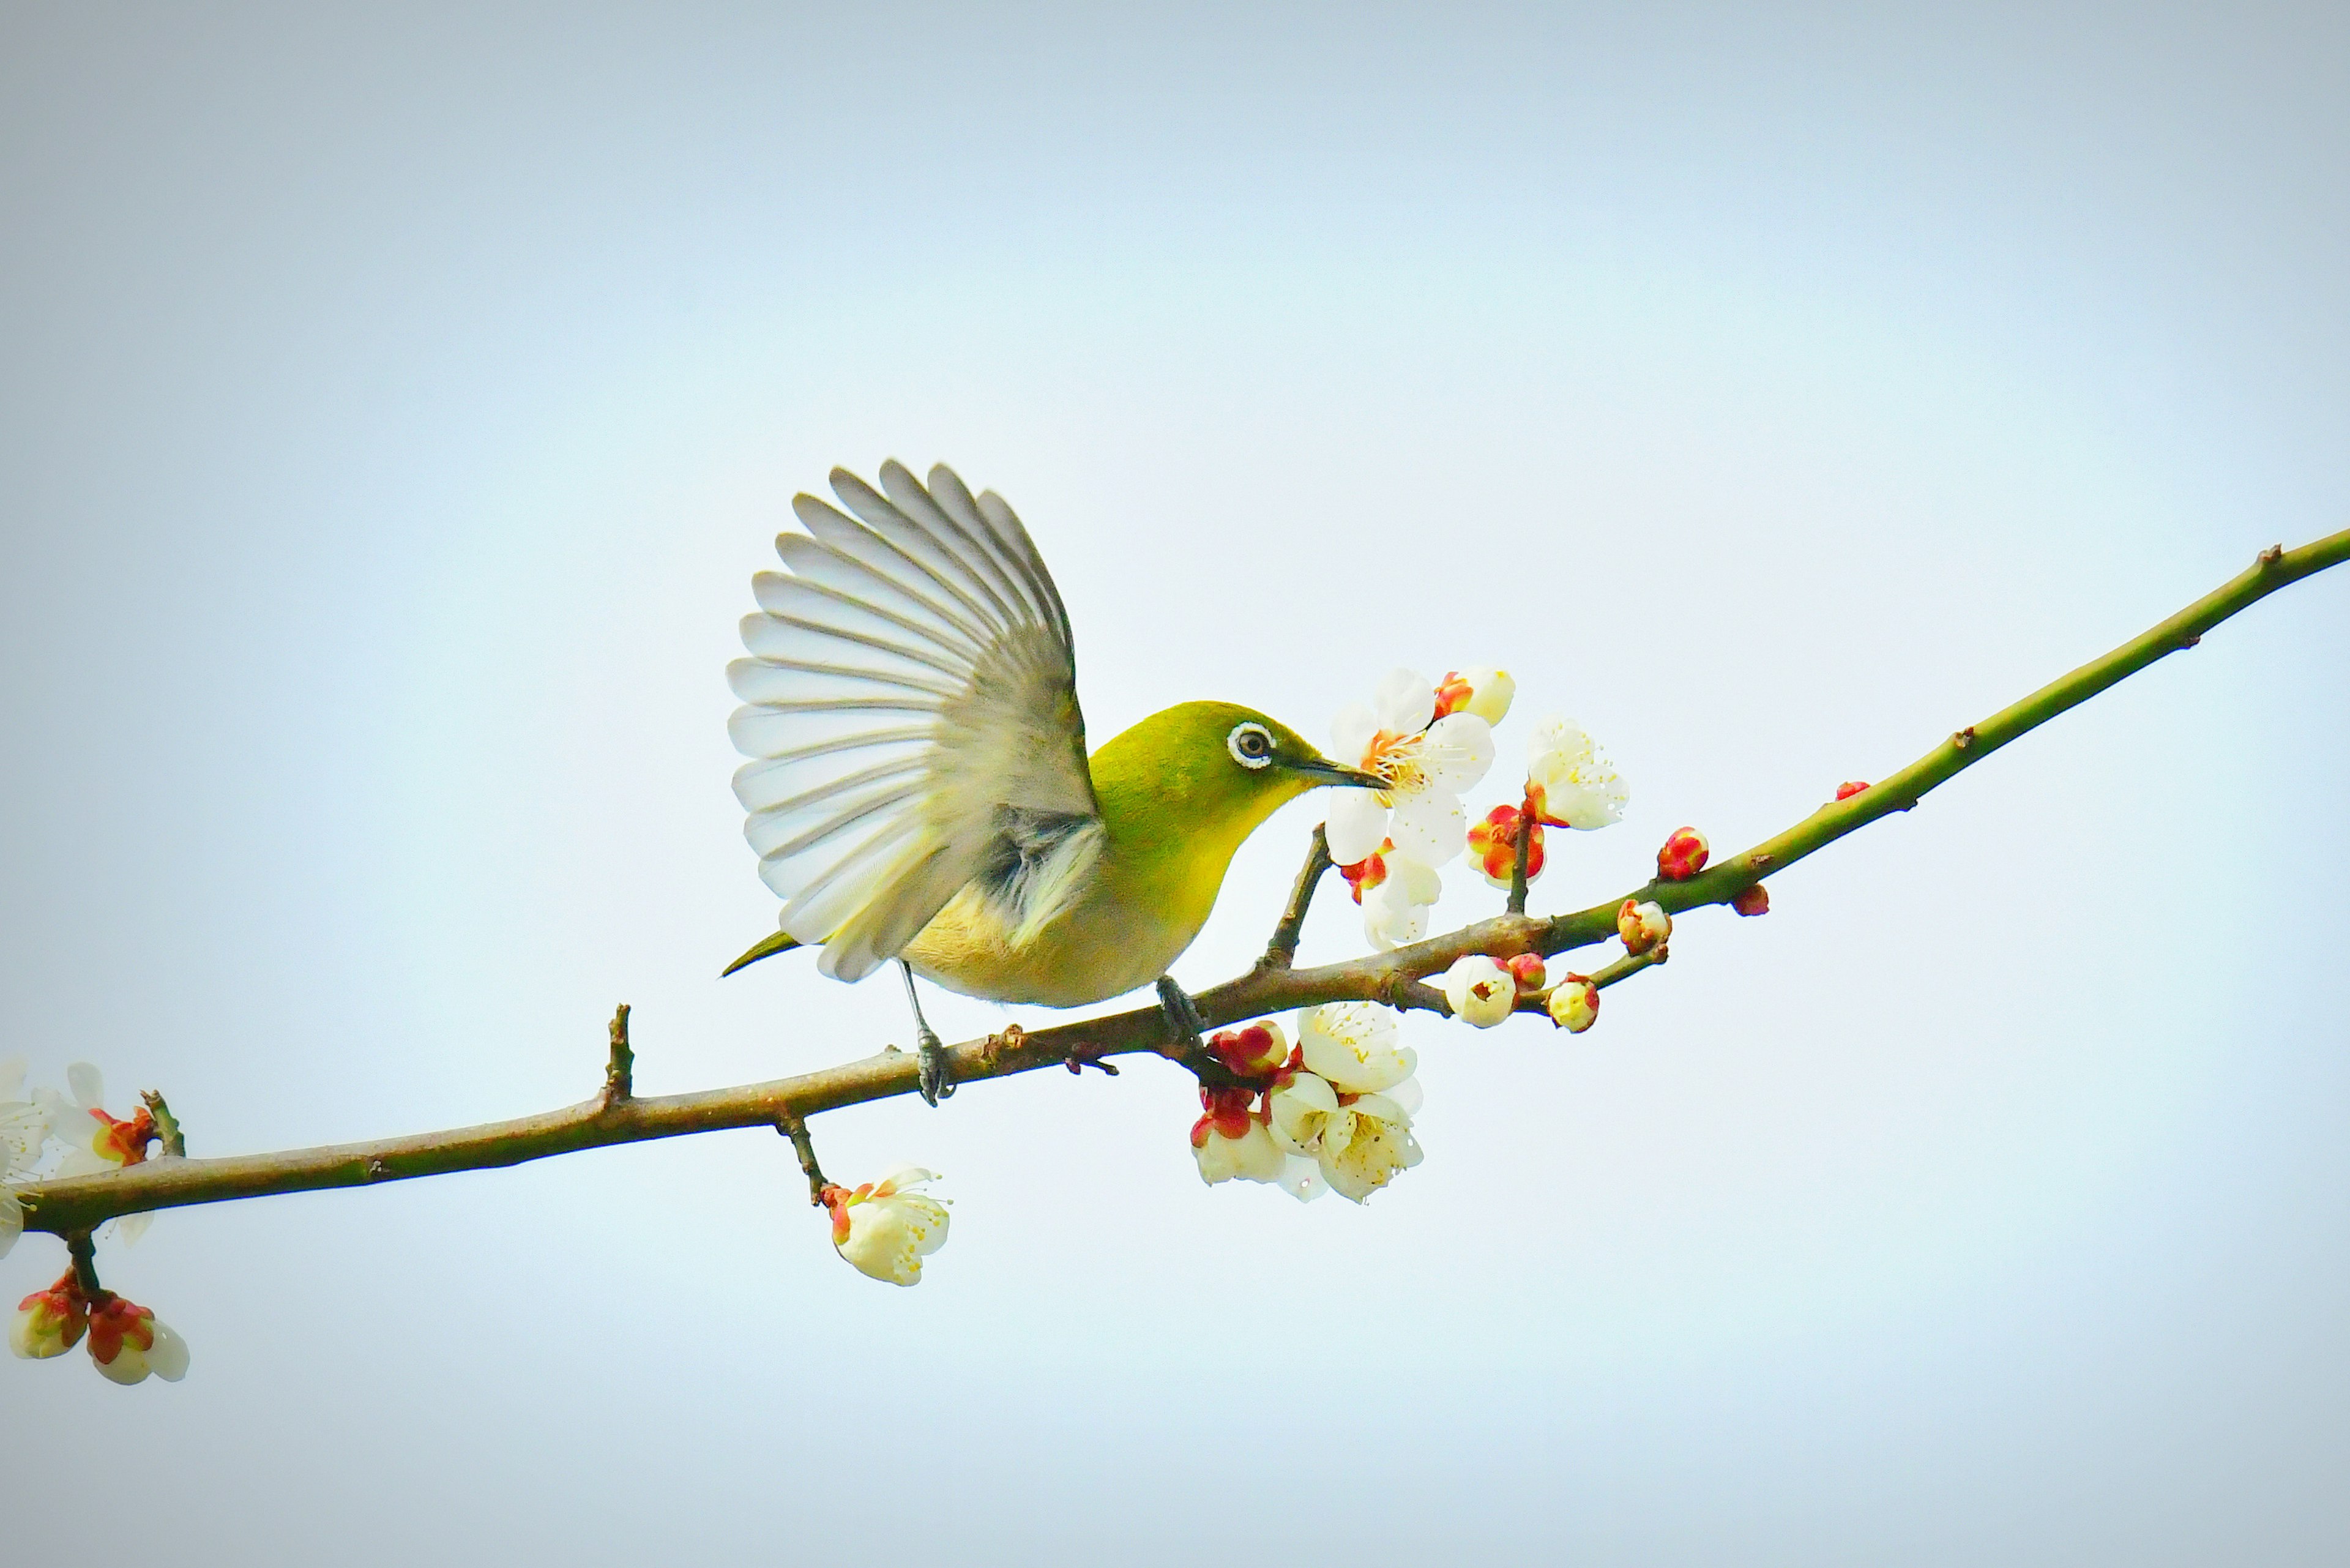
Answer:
[1732,884,1770,917]
[1439,955,1516,1028]
[10,1275,87,1361]
[821,1167,950,1286]
[1656,827,1709,881]
[1337,839,1392,905]
[1834,780,1870,801]
[1617,898,1671,955]
[1193,1114,1285,1185]
[83,1294,187,1384]
[1433,667,1515,725]
[1507,954,1546,995]
[1548,976,1599,1032]
[1190,1086,1256,1146]
[1207,1021,1289,1080]
[1464,803,1545,889]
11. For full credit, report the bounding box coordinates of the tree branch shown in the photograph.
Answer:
[1258,824,1332,970]
[13,531,2344,1239]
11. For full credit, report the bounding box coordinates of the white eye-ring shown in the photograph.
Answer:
[1227,722,1275,769]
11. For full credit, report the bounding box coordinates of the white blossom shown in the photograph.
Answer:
[824,1166,951,1286]
[1438,955,1516,1028]
[1195,1118,1285,1185]
[1297,1003,1416,1094]
[1358,849,1441,950]
[1324,668,1496,865]
[1527,717,1628,831]
[1267,1070,1425,1204]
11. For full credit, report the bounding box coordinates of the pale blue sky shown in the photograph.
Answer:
[4,5,2347,1563]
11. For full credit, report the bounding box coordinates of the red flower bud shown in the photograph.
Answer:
[1507,954,1547,995]
[1834,780,1870,801]
[1656,827,1709,881]
[1466,804,1545,888]
[1731,884,1770,917]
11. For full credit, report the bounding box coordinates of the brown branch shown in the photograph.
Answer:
[777,1114,827,1205]
[12,528,2345,1239]
[1258,824,1332,970]
[1505,786,1535,916]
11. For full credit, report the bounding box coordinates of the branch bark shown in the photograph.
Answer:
[15,531,2345,1240]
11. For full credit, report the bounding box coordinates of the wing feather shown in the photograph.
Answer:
[729,461,1102,981]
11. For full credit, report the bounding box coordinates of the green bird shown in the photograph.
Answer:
[722,460,1379,1104]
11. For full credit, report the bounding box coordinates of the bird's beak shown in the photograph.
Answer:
[1289,756,1385,791]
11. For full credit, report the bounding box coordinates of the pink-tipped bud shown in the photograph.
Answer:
[1656,827,1709,881]
[1208,1021,1291,1080]
[1548,977,1599,1032]
[83,1293,187,1385]
[1189,1086,1258,1148]
[1732,884,1770,917]
[1465,804,1545,888]
[1507,954,1547,995]
[1618,898,1671,955]
[9,1274,88,1361]
[1433,667,1515,725]
[1834,780,1870,801]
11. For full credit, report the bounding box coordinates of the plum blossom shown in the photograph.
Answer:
[10,1274,85,1361]
[1438,955,1516,1028]
[1618,898,1671,955]
[1432,667,1516,725]
[1297,1004,1416,1094]
[1507,954,1547,995]
[1548,976,1600,1032]
[821,1167,950,1286]
[1267,1069,1425,1204]
[1656,827,1709,881]
[1323,669,1496,866]
[1206,1022,1289,1080]
[1732,884,1770,917]
[1464,803,1544,889]
[1,1056,51,1260]
[42,1064,157,1246]
[83,1293,187,1386]
[1192,1086,1285,1185]
[1340,839,1443,950]
[1525,718,1628,831]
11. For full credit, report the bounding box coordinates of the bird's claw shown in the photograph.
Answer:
[1155,976,1207,1053]
[916,1024,956,1107]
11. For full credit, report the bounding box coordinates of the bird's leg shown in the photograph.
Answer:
[1155,975,1208,1054]
[900,961,955,1106]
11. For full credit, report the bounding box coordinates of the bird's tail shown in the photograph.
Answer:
[721,930,803,977]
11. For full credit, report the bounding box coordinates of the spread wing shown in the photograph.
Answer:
[727,461,1103,982]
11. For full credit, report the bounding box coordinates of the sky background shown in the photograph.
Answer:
[4,4,2347,1562]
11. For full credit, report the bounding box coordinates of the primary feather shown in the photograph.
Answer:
[728,462,1105,982]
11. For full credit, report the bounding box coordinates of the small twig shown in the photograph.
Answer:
[1259,824,1333,970]
[601,1004,634,1108]
[67,1231,102,1296]
[1591,944,1669,988]
[777,1113,827,1206]
[139,1090,186,1158]
[1505,786,1536,917]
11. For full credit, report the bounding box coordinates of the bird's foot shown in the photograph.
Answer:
[1155,976,1207,1053]
[916,1022,956,1107]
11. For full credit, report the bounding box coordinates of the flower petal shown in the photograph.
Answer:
[1419,713,1495,792]
[1323,789,1391,865]
[1371,668,1436,734]
[146,1323,189,1382]
[0,1189,20,1260]
[1329,702,1379,765]
[1278,1154,1328,1203]
[1386,788,1465,862]
[67,1062,103,1111]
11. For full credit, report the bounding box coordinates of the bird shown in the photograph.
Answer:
[720,460,1381,1105]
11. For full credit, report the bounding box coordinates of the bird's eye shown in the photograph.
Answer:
[1227,722,1275,769]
